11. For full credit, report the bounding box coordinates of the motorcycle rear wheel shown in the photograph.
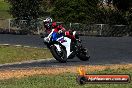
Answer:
[76,46,90,61]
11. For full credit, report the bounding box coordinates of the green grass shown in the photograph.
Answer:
[0,46,53,64]
[0,68,131,88]
[0,0,11,19]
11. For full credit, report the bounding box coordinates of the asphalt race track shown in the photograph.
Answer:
[0,34,132,69]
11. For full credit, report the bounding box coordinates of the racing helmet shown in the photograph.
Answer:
[43,17,52,23]
[43,17,53,29]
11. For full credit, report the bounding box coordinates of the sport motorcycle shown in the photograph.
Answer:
[43,29,90,63]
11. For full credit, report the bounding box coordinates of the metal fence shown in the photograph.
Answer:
[0,18,132,36]
[0,19,10,30]
[0,19,44,34]
[63,23,132,37]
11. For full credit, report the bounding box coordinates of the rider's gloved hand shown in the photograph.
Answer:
[58,30,63,34]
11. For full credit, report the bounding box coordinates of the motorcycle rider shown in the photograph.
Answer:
[43,17,77,42]
[43,17,53,36]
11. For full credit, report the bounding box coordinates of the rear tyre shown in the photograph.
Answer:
[50,45,67,63]
[76,46,90,61]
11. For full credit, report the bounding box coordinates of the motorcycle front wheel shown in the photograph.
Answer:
[50,45,67,63]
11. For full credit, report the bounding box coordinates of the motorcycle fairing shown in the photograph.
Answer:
[55,36,72,58]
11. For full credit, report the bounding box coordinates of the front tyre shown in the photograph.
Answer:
[50,45,67,63]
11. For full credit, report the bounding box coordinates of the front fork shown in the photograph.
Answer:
[54,44,61,51]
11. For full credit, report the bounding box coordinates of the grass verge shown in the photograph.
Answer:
[0,0,11,19]
[0,45,52,64]
[0,66,131,88]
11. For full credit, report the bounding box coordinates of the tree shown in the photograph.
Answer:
[51,0,99,23]
[7,0,43,20]
[112,0,132,24]
[94,0,132,24]
[113,0,132,11]
[40,0,56,15]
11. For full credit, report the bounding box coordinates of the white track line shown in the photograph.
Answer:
[0,43,40,48]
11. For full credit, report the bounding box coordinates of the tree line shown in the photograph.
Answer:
[6,0,132,24]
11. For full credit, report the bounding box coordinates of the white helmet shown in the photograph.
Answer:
[43,17,52,23]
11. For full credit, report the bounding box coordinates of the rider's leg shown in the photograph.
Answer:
[65,31,76,51]
[65,31,76,41]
